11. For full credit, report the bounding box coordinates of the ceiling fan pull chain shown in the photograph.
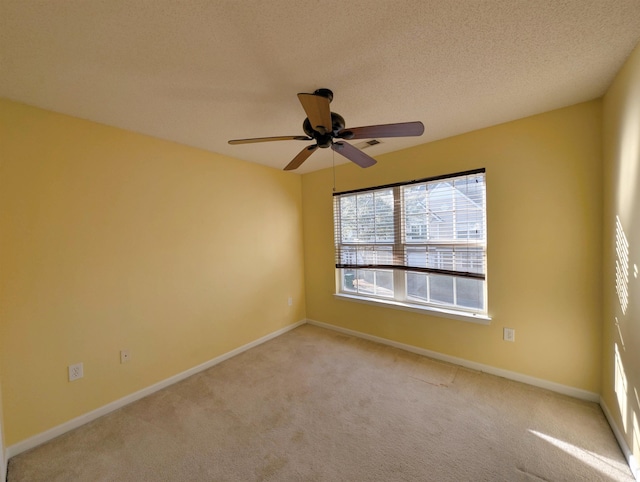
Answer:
[332,149,336,192]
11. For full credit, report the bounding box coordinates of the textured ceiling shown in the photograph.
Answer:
[2,1,640,173]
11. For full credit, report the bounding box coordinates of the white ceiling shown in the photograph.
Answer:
[2,1,640,174]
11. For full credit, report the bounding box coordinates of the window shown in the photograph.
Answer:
[333,169,487,317]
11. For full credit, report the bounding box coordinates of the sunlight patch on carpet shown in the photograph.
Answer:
[529,429,631,480]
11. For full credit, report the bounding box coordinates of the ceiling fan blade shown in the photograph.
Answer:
[338,121,424,140]
[228,135,312,145]
[284,144,318,171]
[331,142,377,168]
[297,93,332,134]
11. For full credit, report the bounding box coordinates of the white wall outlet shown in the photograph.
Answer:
[503,328,515,342]
[68,362,83,381]
[288,296,293,306]
[120,349,131,364]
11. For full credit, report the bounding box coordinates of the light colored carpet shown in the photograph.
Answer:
[7,324,634,481]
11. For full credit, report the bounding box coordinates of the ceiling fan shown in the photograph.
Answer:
[228,88,425,171]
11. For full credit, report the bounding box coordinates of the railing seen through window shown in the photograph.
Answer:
[333,169,487,314]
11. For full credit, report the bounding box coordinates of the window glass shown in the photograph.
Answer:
[334,169,487,315]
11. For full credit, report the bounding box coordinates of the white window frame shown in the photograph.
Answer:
[333,169,489,323]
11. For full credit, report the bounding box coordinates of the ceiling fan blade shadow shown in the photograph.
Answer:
[331,142,377,168]
[284,144,318,171]
[297,93,332,134]
[228,135,312,145]
[339,121,424,140]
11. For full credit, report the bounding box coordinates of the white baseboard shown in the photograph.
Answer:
[7,317,623,479]
[600,398,640,481]
[306,319,600,403]
[6,320,306,459]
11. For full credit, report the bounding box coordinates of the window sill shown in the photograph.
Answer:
[333,293,492,325]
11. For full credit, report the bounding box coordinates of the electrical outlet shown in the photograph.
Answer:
[68,362,83,381]
[120,349,131,364]
[288,297,293,306]
[503,328,515,342]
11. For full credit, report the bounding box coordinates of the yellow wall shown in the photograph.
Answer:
[303,101,603,392]
[0,99,306,446]
[602,43,640,464]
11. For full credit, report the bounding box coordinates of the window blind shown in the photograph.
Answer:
[333,168,486,280]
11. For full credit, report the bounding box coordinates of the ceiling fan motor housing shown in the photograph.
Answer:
[302,112,346,148]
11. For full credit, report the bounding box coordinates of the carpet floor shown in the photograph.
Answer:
[7,324,634,481]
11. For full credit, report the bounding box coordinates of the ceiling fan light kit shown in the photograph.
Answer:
[228,89,424,171]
